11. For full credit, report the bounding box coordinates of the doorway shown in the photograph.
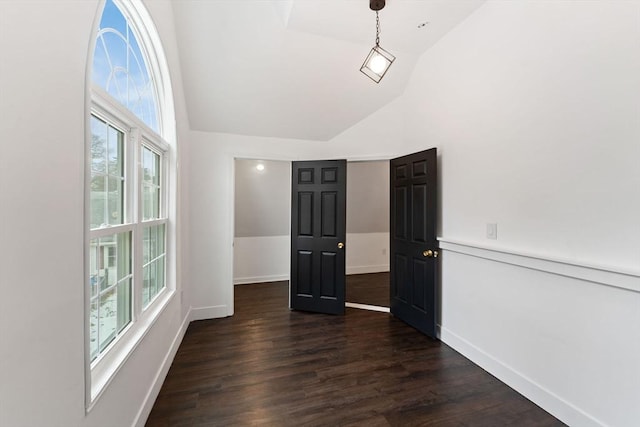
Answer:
[344,160,390,312]
[233,149,439,340]
[232,158,391,311]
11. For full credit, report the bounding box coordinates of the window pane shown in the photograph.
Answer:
[156,256,165,296]
[142,224,166,309]
[142,146,161,221]
[107,176,123,225]
[150,224,158,260]
[141,147,160,185]
[89,298,99,361]
[92,0,159,132]
[149,260,157,300]
[142,264,150,307]
[152,152,160,185]
[91,116,107,174]
[142,185,153,221]
[108,125,123,176]
[116,278,131,333]
[143,226,150,265]
[115,232,132,281]
[152,187,160,218]
[90,116,124,229]
[101,235,117,289]
[89,231,131,362]
[98,287,117,352]
[157,224,165,255]
[142,147,160,220]
[142,147,154,182]
[89,241,99,299]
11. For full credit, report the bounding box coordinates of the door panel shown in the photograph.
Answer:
[321,192,337,236]
[298,192,314,236]
[320,252,337,298]
[291,160,346,315]
[390,148,438,338]
[412,184,427,242]
[296,251,313,295]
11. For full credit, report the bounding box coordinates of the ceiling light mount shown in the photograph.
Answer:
[369,0,386,11]
[360,0,395,83]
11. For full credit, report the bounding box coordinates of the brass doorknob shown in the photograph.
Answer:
[423,250,439,258]
[338,242,344,249]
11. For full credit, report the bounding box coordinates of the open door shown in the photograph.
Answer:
[390,148,439,338]
[290,160,346,315]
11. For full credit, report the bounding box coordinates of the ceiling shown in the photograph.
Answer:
[172,0,485,141]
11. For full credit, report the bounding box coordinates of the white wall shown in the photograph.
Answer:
[403,0,640,268]
[234,159,290,238]
[233,236,290,284]
[0,1,192,426]
[346,161,390,275]
[233,160,290,284]
[440,243,640,427]
[187,1,640,426]
[345,232,389,275]
[402,2,640,426]
[346,161,389,234]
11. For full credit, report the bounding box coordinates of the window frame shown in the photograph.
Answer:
[139,142,168,309]
[85,0,177,410]
[86,88,172,406]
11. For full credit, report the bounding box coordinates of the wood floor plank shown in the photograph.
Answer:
[146,280,564,426]
[346,272,390,308]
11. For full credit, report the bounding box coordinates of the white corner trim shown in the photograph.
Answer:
[438,238,640,293]
[190,305,229,322]
[234,274,289,285]
[440,327,605,427]
[132,308,192,427]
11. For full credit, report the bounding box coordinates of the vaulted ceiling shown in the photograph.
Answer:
[172,0,485,141]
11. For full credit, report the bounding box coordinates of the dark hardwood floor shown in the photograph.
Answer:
[146,281,564,427]
[346,272,389,308]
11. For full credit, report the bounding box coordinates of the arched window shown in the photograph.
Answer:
[86,0,175,405]
[93,0,158,131]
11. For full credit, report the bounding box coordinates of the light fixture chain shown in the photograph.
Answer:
[375,11,380,46]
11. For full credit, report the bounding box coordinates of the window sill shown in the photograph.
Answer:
[87,288,175,411]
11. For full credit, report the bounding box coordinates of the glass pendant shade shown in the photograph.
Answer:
[360,45,395,83]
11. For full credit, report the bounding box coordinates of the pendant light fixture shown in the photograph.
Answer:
[360,0,395,83]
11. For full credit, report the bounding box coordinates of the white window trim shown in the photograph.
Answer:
[86,89,174,408]
[85,0,177,410]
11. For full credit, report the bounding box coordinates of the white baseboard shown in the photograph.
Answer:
[132,309,191,427]
[189,305,229,321]
[440,326,605,427]
[346,264,389,275]
[234,274,289,285]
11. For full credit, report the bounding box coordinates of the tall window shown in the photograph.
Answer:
[87,0,174,403]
